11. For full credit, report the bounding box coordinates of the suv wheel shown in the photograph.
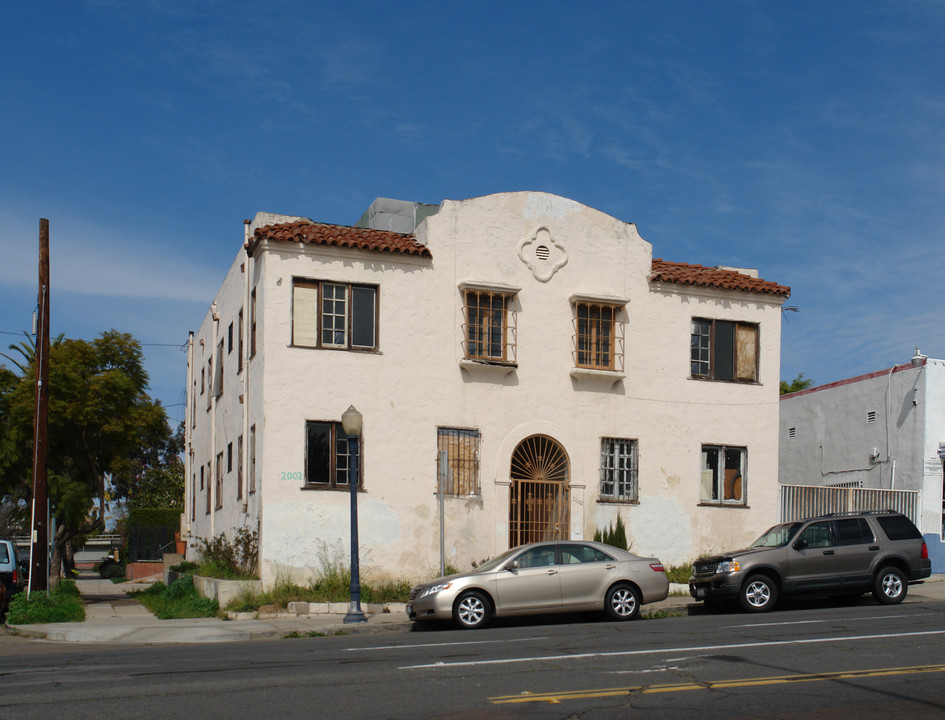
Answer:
[872,566,907,605]
[740,574,778,612]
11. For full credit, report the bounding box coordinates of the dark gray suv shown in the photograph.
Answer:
[689,511,932,612]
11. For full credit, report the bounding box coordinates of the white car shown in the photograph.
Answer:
[407,540,669,629]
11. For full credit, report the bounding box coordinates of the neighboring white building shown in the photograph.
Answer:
[780,350,945,570]
[184,192,791,586]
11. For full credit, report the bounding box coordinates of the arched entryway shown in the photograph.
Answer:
[509,434,570,547]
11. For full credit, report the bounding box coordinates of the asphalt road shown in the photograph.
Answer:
[3,597,945,719]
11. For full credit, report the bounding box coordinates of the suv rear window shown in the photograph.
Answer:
[876,515,922,541]
[0,544,9,563]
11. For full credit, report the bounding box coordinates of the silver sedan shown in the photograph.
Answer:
[407,541,669,629]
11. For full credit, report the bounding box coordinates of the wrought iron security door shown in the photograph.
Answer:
[509,435,570,546]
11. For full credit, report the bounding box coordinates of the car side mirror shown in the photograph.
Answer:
[793,539,808,550]
[506,560,520,571]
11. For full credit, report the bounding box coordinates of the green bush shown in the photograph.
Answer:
[665,563,693,584]
[195,528,258,580]
[594,515,628,549]
[6,581,86,624]
[98,561,126,580]
[130,575,218,619]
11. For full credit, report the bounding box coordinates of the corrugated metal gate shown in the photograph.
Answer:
[780,484,920,525]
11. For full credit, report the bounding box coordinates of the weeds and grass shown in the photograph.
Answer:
[224,542,415,613]
[664,563,692,584]
[5,580,86,624]
[225,568,414,613]
[130,574,219,619]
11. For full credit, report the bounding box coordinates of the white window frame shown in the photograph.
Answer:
[700,444,747,506]
[600,437,638,502]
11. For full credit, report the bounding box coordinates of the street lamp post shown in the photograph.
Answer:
[341,405,367,624]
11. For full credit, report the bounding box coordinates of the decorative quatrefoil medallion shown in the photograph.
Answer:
[518,227,568,282]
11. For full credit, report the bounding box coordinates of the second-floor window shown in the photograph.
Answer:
[461,283,518,363]
[293,279,377,351]
[691,318,758,382]
[572,296,627,372]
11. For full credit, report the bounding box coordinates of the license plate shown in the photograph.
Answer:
[405,604,413,615]
[695,587,706,598]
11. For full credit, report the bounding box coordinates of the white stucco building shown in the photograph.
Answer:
[184,192,791,586]
[780,350,945,570]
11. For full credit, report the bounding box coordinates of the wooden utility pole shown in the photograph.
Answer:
[29,218,50,594]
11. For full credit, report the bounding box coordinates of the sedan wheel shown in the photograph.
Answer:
[872,566,907,605]
[605,583,641,621]
[740,574,777,612]
[453,590,490,629]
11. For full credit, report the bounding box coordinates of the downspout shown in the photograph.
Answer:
[242,220,252,519]
[885,364,896,488]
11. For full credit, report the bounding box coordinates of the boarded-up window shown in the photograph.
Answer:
[691,318,758,383]
[437,428,480,496]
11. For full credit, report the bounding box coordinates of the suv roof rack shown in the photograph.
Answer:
[821,509,899,518]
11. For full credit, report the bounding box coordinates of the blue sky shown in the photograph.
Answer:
[2,1,943,425]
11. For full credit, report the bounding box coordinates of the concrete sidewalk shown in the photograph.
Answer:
[6,574,945,645]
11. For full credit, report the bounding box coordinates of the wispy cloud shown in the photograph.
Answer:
[0,208,224,304]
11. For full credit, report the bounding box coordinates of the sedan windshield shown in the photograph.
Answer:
[475,547,521,573]
[750,522,801,548]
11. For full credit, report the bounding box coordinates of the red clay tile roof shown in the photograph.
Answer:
[246,220,431,259]
[650,259,790,297]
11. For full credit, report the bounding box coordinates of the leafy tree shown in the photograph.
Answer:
[780,373,814,395]
[0,331,174,584]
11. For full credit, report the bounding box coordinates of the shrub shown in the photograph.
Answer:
[594,514,628,549]
[6,581,85,624]
[665,563,693,584]
[195,528,258,579]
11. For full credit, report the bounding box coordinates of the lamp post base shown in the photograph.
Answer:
[343,601,367,624]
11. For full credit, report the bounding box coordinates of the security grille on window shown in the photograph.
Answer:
[461,283,518,363]
[700,445,746,505]
[437,428,481,496]
[691,318,758,382]
[600,438,638,501]
[571,295,627,372]
[293,279,377,351]
[305,420,361,489]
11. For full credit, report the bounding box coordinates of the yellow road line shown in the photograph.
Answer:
[490,664,945,705]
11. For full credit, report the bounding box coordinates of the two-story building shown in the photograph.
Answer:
[185,192,790,586]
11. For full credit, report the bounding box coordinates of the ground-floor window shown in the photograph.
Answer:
[437,427,481,496]
[600,438,638,502]
[700,445,746,505]
[305,420,360,489]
